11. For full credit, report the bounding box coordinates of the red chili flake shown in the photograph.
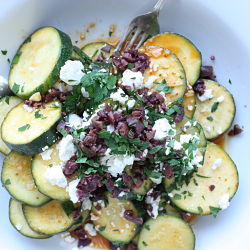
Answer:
[209,185,215,191]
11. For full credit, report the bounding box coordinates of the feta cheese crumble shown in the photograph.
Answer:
[153,118,176,140]
[211,158,222,170]
[218,193,230,210]
[81,87,89,98]
[121,69,144,89]
[100,149,135,177]
[127,99,136,109]
[23,104,33,112]
[144,75,158,89]
[110,88,128,105]
[216,96,225,103]
[84,223,97,236]
[146,189,161,219]
[40,148,53,160]
[66,178,80,203]
[44,164,67,188]
[57,135,76,162]
[15,224,23,231]
[60,60,85,85]
[68,114,82,128]
[197,89,213,102]
[82,197,92,211]
[64,235,75,244]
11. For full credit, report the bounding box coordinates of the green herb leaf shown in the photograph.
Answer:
[5,97,10,105]
[58,128,68,137]
[4,179,11,185]
[1,50,7,55]
[206,116,213,121]
[99,226,106,232]
[76,157,88,164]
[18,124,30,132]
[148,146,162,154]
[211,102,219,113]
[61,201,75,216]
[34,110,46,119]
[12,83,20,94]
[209,206,221,218]
[128,63,135,69]
[173,194,182,200]
[228,79,232,84]
[197,206,203,214]
[145,225,150,231]
[142,241,148,247]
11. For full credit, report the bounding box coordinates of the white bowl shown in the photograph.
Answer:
[0,0,249,249]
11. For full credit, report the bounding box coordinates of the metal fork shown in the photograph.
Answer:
[115,0,167,51]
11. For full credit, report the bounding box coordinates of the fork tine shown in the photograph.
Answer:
[126,27,142,50]
[115,24,135,52]
[135,33,149,49]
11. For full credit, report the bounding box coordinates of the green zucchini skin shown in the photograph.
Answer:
[9,199,51,239]
[1,101,62,155]
[9,26,73,99]
[0,96,22,155]
[71,46,92,65]
[2,151,51,206]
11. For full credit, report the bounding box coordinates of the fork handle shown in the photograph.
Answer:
[153,0,167,14]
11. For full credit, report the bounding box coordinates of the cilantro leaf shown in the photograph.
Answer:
[4,179,11,185]
[61,201,75,216]
[18,124,30,131]
[12,83,20,94]
[1,50,7,55]
[209,206,221,218]
[211,102,219,113]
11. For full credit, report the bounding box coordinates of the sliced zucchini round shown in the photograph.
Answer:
[9,199,50,239]
[1,100,61,155]
[1,151,50,206]
[165,204,181,218]
[169,143,238,214]
[138,215,195,250]
[9,26,72,99]
[71,46,91,65]
[31,142,70,201]
[68,209,90,232]
[23,200,75,235]
[139,46,187,104]
[0,96,22,155]
[92,193,138,245]
[81,42,114,61]
[183,87,196,118]
[143,33,201,85]
[193,79,236,140]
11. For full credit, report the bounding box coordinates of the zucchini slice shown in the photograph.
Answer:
[71,46,91,65]
[81,42,114,61]
[183,87,196,118]
[165,204,181,218]
[143,33,201,85]
[31,142,70,201]
[1,100,61,155]
[23,200,75,235]
[138,215,195,250]
[139,46,187,104]
[193,79,236,140]
[9,199,50,239]
[92,193,138,245]
[68,209,90,232]
[169,143,238,214]
[1,151,50,206]
[9,26,72,99]
[0,96,22,155]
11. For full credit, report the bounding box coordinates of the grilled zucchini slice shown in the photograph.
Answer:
[92,193,139,245]
[169,143,238,214]
[138,215,195,250]
[31,142,70,201]
[0,96,22,155]
[1,151,50,206]
[139,46,187,104]
[144,33,201,85]
[193,79,236,139]
[9,199,50,239]
[9,26,72,98]
[1,100,61,155]
[23,200,75,235]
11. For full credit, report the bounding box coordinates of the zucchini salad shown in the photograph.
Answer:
[0,27,240,250]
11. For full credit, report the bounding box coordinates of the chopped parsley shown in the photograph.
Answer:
[12,83,20,94]
[4,179,11,185]
[5,97,10,105]
[1,50,7,55]
[154,79,174,94]
[61,201,75,216]
[142,241,148,247]
[206,116,213,121]
[228,79,232,84]
[98,226,106,232]
[145,224,151,231]
[209,206,221,218]
[197,206,203,214]
[34,110,46,119]
[211,102,219,113]
[18,124,30,132]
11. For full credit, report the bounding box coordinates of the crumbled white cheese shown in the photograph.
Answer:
[153,118,176,140]
[100,149,135,177]
[66,178,80,203]
[142,149,148,158]
[60,60,85,85]
[57,135,76,162]
[216,96,225,103]
[15,224,23,231]
[127,99,136,109]
[217,127,223,134]
[197,89,213,102]
[211,158,222,170]
[40,149,53,161]
[206,126,212,133]
[44,164,67,188]
[165,146,171,155]
[187,105,193,111]
[91,213,99,221]
[146,189,161,219]
[64,235,76,244]
[168,193,174,198]
[190,149,203,168]
[110,88,128,105]
[218,193,230,210]
[42,146,49,152]
[144,75,158,89]
[54,82,73,92]
[81,87,89,98]
[68,114,82,128]
[106,125,115,133]
[121,69,144,89]
[0,75,8,93]
[23,104,33,112]
[84,223,97,236]
[82,197,92,211]
[173,141,183,150]
[29,92,42,102]
[180,134,193,144]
